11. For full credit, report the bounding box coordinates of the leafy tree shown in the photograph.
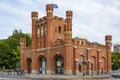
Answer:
[112,52,120,70]
[0,29,31,69]
[0,40,13,69]
[5,38,19,51]
[9,29,31,46]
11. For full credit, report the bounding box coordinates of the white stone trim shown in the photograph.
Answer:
[32,17,38,20]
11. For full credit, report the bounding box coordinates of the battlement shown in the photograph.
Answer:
[38,16,65,24]
[73,38,107,50]
[54,16,59,20]
[39,16,47,22]
[73,38,87,46]
[53,16,65,22]
[59,17,64,21]
[25,46,32,52]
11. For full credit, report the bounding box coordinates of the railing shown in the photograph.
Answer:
[1,69,25,76]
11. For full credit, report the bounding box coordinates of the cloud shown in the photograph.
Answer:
[0,0,45,39]
[15,0,35,5]
[0,0,120,44]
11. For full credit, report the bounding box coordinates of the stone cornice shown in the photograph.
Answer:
[22,44,111,53]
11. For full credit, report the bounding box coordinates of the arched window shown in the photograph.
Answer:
[58,26,61,33]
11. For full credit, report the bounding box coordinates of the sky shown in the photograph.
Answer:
[0,0,120,45]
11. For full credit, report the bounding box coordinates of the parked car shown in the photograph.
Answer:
[111,72,120,78]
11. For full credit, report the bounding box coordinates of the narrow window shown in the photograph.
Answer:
[64,25,66,31]
[58,26,61,33]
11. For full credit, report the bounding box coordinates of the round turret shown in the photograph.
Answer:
[46,4,53,12]
[20,38,26,44]
[105,35,112,46]
[105,35,112,42]
[46,4,53,18]
[66,10,73,18]
[31,12,38,20]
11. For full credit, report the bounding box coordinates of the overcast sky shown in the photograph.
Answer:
[0,0,120,45]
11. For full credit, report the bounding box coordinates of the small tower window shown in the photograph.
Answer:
[58,26,61,33]
[64,25,66,31]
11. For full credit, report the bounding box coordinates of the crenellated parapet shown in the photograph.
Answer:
[25,46,32,52]
[73,37,109,52]
[59,17,64,21]
[53,16,65,22]
[73,37,87,46]
[39,16,47,22]
[73,35,112,52]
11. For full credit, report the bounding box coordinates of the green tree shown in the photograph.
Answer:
[9,29,31,46]
[0,29,31,69]
[112,52,120,70]
[5,38,19,51]
[0,40,13,69]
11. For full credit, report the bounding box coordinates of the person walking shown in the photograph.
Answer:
[38,67,41,76]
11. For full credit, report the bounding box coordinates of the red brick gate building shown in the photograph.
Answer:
[20,4,112,75]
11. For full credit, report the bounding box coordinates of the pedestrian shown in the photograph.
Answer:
[40,67,42,74]
[38,68,41,76]
[21,68,25,76]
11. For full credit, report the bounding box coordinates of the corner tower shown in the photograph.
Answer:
[20,38,26,69]
[64,10,74,74]
[105,35,112,46]
[105,35,112,74]
[46,4,54,18]
[46,4,54,47]
[31,12,38,50]
[65,10,73,38]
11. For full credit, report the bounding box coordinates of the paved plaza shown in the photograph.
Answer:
[0,73,118,80]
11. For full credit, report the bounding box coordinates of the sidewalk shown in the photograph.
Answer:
[0,72,110,79]
[25,74,110,79]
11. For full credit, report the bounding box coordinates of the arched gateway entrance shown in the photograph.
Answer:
[26,58,32,73]
[55,55,64,74]
[38,56,46,74]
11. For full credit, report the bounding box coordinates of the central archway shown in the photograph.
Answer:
[38,56,46,74]
[55,55,64,74]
